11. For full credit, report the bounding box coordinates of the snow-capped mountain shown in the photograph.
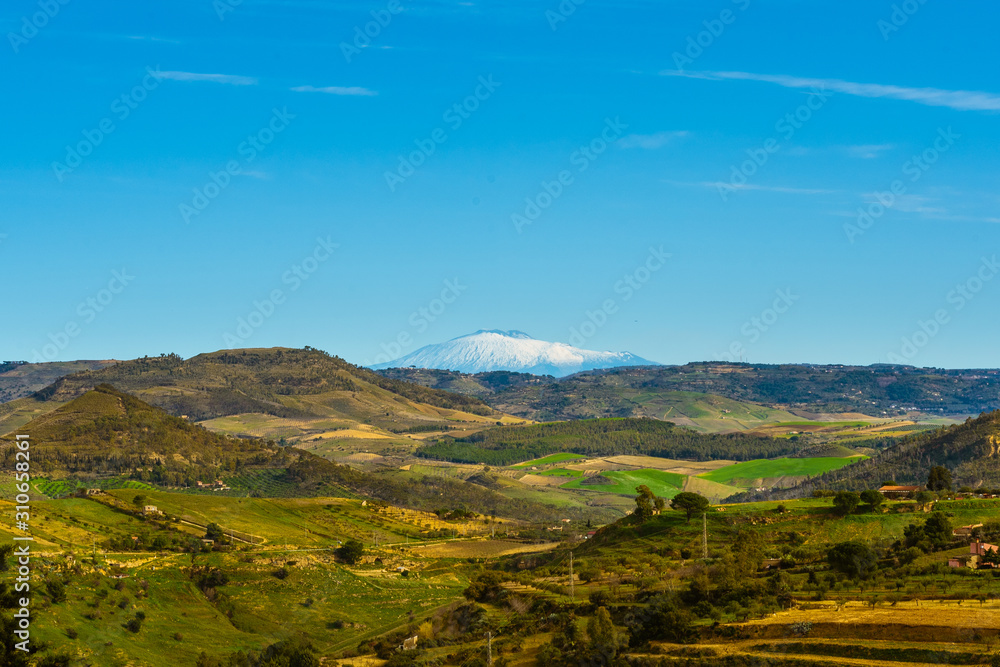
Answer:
[371,330,659,377]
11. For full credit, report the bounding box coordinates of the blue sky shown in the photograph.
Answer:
[2,0,999,369]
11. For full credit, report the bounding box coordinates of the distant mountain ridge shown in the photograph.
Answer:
[371,330,659,377]
[378,362,1000,419]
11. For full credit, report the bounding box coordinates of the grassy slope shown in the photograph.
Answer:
[699,456,865,487]
[561,469,686,499]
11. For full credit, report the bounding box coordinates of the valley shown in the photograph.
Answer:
[3,348,1000,667]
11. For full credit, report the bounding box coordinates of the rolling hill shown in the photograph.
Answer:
[0,384,589,522]
[0,349,512,449]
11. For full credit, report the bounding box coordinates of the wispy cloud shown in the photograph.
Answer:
[291,85,377,96]
[618,131,688,149]
[158,71,258,85]
[662,70,1000,112]
[861,193,945,215]
[670,180,836,196]
[844,144,895,159]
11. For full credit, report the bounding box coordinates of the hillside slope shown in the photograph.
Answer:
[0,359,117,402]
[745,410,1000,498]
[0,384,581,521]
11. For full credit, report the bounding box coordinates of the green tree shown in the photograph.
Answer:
[0,544,12,571]
[924,512,953,545]
[927,466,952,492]
[634,485,656,521]
[337,539,364,565]
[204,523,225,542]
[132,494,146,508]
[671,492,709,523]
[860,489,885,513]
[827,541,878,579]
[832,490,860,516]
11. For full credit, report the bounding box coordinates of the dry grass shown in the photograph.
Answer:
[744,599,1000,629]
[410,540,560,558]
[517,474,568,487]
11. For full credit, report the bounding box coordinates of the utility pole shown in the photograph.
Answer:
[702,513,708,559]
[569,551,574,600]
[485,631,492,666]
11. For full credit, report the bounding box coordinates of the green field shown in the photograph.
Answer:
[699,456,865,487]
[511,452,585,468]
[561,469,686,498]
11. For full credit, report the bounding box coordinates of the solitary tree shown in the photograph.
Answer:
[337,539,364,565]
[860,489,885,513]
[927,466,952,492]
[832,491,861,516]
[671,492,709,523]
[204,523,225,542]
[132,494,146,509]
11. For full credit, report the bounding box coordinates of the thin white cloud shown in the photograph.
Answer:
[291,85,377,96]
[158,71,258,86]
[861,193,945,215]
[617,131,688,149]
[845,144,895,159]
[671,180,836,195]
[662,70,1000,112]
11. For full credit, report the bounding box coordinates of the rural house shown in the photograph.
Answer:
[954,523,984,537]
[949,542,999,569]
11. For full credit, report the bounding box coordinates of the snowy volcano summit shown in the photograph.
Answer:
[371,330,659,377]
